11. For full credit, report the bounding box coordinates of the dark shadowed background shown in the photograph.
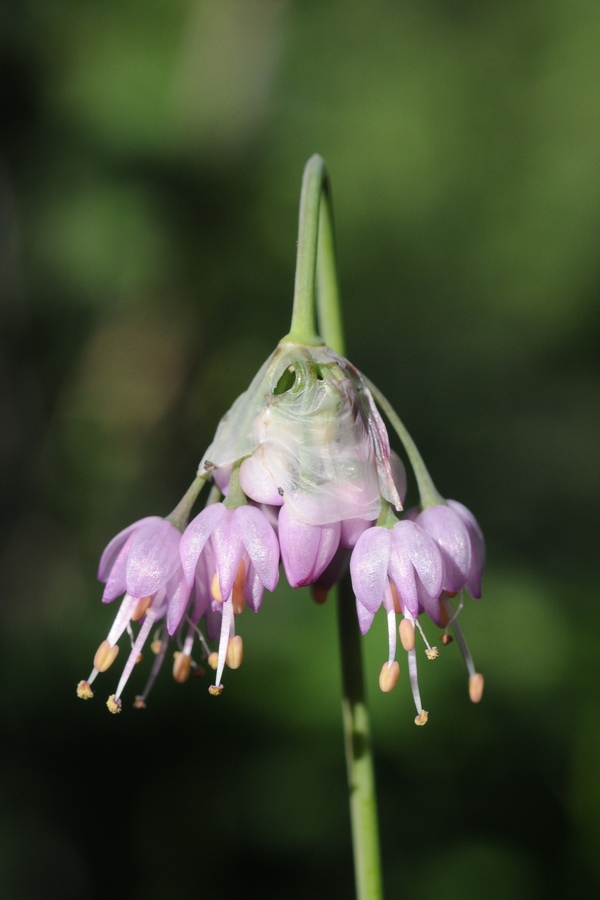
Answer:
[1,1,599,898]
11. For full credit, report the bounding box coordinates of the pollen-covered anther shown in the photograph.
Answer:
[150,639,163,655]
[77,680,94,700]
[133,696,146,709]
[414,710,429,726]
[207,652,219,670]
[172,651,192,684]
[441,633,453,645]
[208,684,223,696]
[93,640,119,673]
[399,618,415,651]
[469,673,484,703]
[106,694,122,714]
[378,661,400,693]
[131,595,153,622]
[226,635,243,670]
[425,647,439,660]
[311,586,328,605]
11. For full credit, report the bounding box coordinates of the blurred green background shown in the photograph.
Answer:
[1,1,599,897]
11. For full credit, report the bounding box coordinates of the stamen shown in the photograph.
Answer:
[389,582,402,614]
[211,572,222,602]
[469,673,484,703]
[137,625,170,706]
[425,647,439,660]
[106,695,122,714]
[441,633,453,645]
[442,596,477,678]
[93,640,119,673]
[407,647,427,724]
[311,586,328,604]
[212,598,234,692]
[173,651,192,683]
[232,561,246,615]
[225,635,243,669]
[114,609,157,701]
[386,607,397,666]
[399,617,415,651]
[379,660,400,692]
[131,595,153,622]
[185,616,212,658]
[77,680,94,700]
[207,652,218,670]
[208,684,223,696]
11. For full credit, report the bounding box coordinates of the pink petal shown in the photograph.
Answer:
[349,526,391,613]
[166,570,192,635]
[447,499,486,598]
[394,520,443,600]
[179,503,228,586]
[101,533,135,602]
[98,516,161,582]
[356,600,375,635]
[239,453,284,506]
[279,505,341,588]
[234,505,280,592]
[212,509,244,601]
[418,505,471,593]
[125,520,182,598]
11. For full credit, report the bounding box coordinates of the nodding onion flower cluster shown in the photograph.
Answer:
[77,340,485,724]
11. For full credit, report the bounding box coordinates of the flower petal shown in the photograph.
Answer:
[234,505,280,592]
[180,503,228,586]
[447,499,486,598]
[417,505,471,594]
[98,516,161,582]
[212,510,244,601]
[126,520,182,598]
[279,505,341,588]
[166,570,192,636]
[350,526,391,613]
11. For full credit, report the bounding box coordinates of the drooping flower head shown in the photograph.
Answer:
[77,516,191,713]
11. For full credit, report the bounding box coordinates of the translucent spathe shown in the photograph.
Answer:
[199,341,402,526]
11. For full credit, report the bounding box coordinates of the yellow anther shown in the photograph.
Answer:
[211,573,222,602]
[133,696,146,709]
[207,652,219,671]
[172,651,192,684]
[77,680,94,700]
[414,710,429,726]
[425,647,439,660]
[226,635,243,669]
[232,561,246,614]
[106,694,122,714]
[150,639,163,655]
[208,684,223,696]
[94,640,119,673]
[441,633,453,645]
[131,595,153,622]
[311,585,328,605]
[378,661,400,693]
[469,673,484,704]
[399,618,415,651]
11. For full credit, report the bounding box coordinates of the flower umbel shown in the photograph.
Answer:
[78,155,486,729]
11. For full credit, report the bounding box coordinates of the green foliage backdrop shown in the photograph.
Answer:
[1,1,599,897]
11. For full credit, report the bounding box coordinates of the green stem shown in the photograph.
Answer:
[338,573,384,900]
[363,377,445,510]
[300,156,383,899]
[283,155,328,346]
[167,473,207,531]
